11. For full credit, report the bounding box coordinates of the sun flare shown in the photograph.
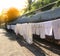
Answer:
[0,0,27,13]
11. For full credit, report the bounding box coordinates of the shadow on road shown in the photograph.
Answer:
[4,30,17,41]
[4,29,60,56]
[33,35,60,55]
[5,29,46,56]
[16,37,46,56]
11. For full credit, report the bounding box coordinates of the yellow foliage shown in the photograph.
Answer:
[0,11,8,23]
[0,7,27,23]
[6,7,20,21]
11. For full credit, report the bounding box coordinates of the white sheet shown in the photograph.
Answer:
[21,23,33,44]
[22,23,27,40]
[53,19,60,39]
[10,25,15,31]
[35,23,40,35]
[39,22,45,39]
[14,24,19,35]
[31,23,36,34]
[7,25,11,29]
[26,23,33,44]
[44,21,52,36]
[18,24,23,36]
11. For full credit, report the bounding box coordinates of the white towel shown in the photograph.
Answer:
[31,23,36,34]
[10,25,15,31]
[21,23,33,44]
[53,19,60,39]
[22,23,27,40]
[18,24,23,36]
[7,25,10,29]
[14,23,33,44]
[25,23,33,44]
[44,21,52,36]
[39,22,45,39]
[16,24,23,36]
[35,23,40,35]
[20,24,24,36]
[14,24,19,35]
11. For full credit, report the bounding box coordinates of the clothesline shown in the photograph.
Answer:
[7,19,60,44]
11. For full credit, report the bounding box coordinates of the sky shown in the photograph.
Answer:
[0,0,27,13]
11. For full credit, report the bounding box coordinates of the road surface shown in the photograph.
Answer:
[0,29,60,56]
[0,29,45,56]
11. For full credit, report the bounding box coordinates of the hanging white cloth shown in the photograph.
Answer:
[14,24,19,35]
[25,23,33,44]
[22,23,27,40]
[53,19,60,39]
[18,24,23,36]
[7,25,11,29]
[15,24,23,36]
[31,23,36,34]
[10,25,15,31]
[21,24,24,36]
[39,22,45,39]
[44,21,52,36]
[14,23,33,44]
[35,23,40,35]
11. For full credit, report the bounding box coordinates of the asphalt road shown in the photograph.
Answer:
[0,29,60,56]
[0,29,45,56]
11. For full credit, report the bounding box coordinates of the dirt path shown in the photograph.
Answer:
[0,29,45,56]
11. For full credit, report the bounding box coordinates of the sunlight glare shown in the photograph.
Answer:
[0,0,27,13]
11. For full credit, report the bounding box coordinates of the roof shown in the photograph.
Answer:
[8,7,60,25]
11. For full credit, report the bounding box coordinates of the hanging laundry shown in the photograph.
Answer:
[18,24,23,36]
[53,19,60,40]
[7,25,11,29]
[44,21,52,36]
[14,24,19,35]
[25,23,33,44]
[10,25,15,31]
[35,23,40,35]
[39,22,45,39]
[22,23,28,40]
[20,24,24,36]
[31,23,36,34]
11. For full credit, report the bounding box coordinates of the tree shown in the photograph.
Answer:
[27,0,32,11]
[6,7,20,22]
[25,0,59,13]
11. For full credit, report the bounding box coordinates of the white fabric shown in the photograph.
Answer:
[31,23,36,34]
[21,23,33,44]
[17,23,33,44]
[21,24,25,36]
[18,24,23,36]
[14,23,33,44]
[53,19,60,39]
[16,24,23,36]
[44,21,52,36]
[39,22,45,39]
[35,23,40,35]
[14,24,19,35]
[10,25,15,31]
[25,23,33,44]
[7,25,10,29]
[22,23,27,40]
